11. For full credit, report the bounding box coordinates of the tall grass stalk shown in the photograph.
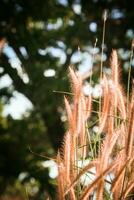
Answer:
[127,39,134,112]
[56,49,134,199]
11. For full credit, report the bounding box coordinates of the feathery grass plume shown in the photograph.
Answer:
[125,81,134,158]
[106,106,114,136]
[64,96,74,132]
[111,84,127,120]
[60,68,84,199]
[111,159,129,198]
[96,126,121,199]
[63,132,77,198]
[99,74,110,133]
[110,50,120,122]
[127,40,134,111]
[77,94,92,159]
[69,66,82,98]
[110,50,127,120]
[62,131,71,183]
[96,50,126,198]
[56,50,134,199]
[77,95,87,158]
[68,67,81,137]
[57,146,76,200]
[69,67,89,159]
[64,97,76,178]
[111,50,120,86]
[112,156,134,199]
[57,152,65,200]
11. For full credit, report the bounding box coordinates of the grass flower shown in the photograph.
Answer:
[56,50,134,199]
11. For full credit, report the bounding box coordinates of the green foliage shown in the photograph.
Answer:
[0,0,134,198]
[0,109,56,198]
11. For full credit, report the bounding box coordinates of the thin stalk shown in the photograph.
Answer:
[53,90,73,96]
[90,38,98,85]
[98,10,107,153]
[75,124,81,197]
[28,146,56,161]
[25,187,30,200]
[86,123,95,159]
[99,10,107,115]
[100,10,107,79]
[127,40,134,112]
[120,167,127,200]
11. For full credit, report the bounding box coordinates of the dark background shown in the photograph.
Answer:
[0,0,133,199]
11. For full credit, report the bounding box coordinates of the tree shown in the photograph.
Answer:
[0,0,134,198]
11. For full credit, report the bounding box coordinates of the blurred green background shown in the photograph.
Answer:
[0,0,134,199]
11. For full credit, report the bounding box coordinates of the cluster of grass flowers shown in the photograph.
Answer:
[56,49,134,200]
